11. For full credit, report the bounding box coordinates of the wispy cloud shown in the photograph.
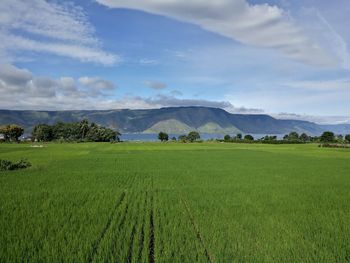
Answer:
[297,7,350,70]
[281,79,350,90]
[144,81,167,90]
[170,90,183,96]
[96,0,338,67]
[0,0,118,65]
[139,58,159,66]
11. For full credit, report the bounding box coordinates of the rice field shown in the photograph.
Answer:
[0,142,350,262]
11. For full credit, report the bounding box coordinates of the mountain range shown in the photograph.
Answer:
[1,107,350,135]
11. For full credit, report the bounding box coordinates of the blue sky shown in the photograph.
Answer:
[0,0,349,123]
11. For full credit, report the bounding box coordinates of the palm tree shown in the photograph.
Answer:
[79,119,89,140]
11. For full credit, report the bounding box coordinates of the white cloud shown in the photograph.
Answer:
[274,113,350,125]
[0,64,57,98]
[0,63,262,113]
[0,0,118,65]
[0,64,117,107]
[79,76,116,97]
[59,77,85,98]
[96,0,338,67]
[79,77,115,90]
[143,94,232,109]
[0,64,32,89]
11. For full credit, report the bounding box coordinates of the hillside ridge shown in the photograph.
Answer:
[0,107,349,135]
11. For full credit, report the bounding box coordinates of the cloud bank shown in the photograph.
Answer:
[96,0,338,67]
[0,64,261,114]
[0,64,117,109]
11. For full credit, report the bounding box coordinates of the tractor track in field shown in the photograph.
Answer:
[127,223,137,262]
[137,191,147,262]
[117,203,129,232]
[127,190,147,263]
[149,193,155,263]
[149,177,155,263]
[181,198,214,263]
[87,191,126,263]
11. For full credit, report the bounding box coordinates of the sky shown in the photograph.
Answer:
[0,0,350,124]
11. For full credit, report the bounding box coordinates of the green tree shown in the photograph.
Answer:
[335,134,344,143]
[187,131,200,142]
[287,132,299,141]
[86,123,99,142]
[79,119,90,140]
[244,134,254,141]
[52,122,67,140]
[46,120,120,142]
[299,133,310,142]
[236,133,242,140]
[0,125,9,141]
[262,135,277,141]
[224,135,231,142]
[345,134,350,143]
[320,131,335,143]
[178,135,187,142]
[32,124,53,142]
[158,132,169,142]
[0,125,24,142]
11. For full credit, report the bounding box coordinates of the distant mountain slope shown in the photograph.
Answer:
[143,119,193,134]
[0,107,349,135]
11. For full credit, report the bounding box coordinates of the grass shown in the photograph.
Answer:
[0,142,349,262]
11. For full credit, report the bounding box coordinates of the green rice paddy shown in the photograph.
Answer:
[1,142,349,262]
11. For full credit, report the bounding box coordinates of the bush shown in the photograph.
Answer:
[0,159,31,171]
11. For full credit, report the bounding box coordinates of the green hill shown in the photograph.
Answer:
[143,119,193,134]
[0,107,349,135]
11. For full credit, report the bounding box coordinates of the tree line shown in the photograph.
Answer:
[1,123,350,145]
[158,131,201,142]
[223,131,350,144]
[31,120,120,142]
[157,131,350,144]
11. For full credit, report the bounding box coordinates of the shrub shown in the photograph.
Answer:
[0,159,31,171]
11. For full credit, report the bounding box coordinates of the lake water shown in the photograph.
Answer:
[120,133,285,142]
